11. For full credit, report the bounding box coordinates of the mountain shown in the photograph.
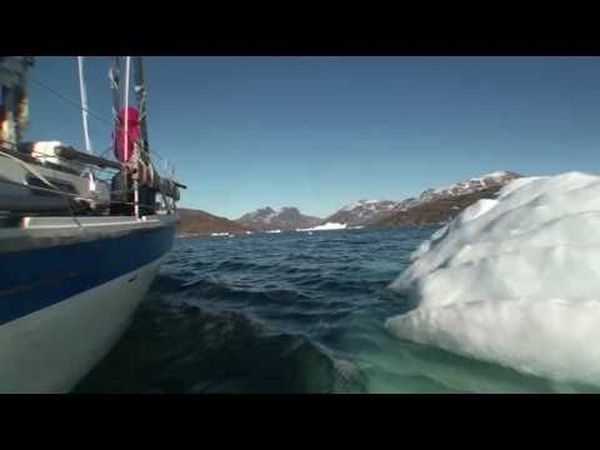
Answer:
[376,171,522,227]
[236,206,321,231]
[324,199,414,226]
[324,171,520,226]
[178,171,521,235]
[415,171,522,204]
[177,208,254,236]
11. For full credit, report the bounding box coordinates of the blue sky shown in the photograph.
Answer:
[26,56,600,219]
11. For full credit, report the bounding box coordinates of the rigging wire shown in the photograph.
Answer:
[29,76,113,128]
[29,73,177,179]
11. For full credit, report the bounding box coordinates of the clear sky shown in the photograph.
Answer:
[25,56,600,219]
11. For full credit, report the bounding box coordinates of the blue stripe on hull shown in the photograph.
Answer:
[0,224,175,325]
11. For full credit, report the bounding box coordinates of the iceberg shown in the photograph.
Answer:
[296,222,347,232]
[386,172,600,386]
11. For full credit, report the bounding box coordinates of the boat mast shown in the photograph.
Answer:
[133,57,149,154]
[123,57,131,164]
[123,56,140,218]
[76,57,92,154]
[109,56,138,218]
[109,57,121,130]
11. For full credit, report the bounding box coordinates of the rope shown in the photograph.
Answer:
[0,173,156,211]
[0,148,83,227]
[1,147,63,191]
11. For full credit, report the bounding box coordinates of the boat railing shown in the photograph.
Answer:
[0,139,185,219]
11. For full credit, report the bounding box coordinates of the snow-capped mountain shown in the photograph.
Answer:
[377,171,523,227]
[417,171,522,205]
[234,171,522,231]
[236,207,322,231]
[324,199,414,226]
[326,171,522,227]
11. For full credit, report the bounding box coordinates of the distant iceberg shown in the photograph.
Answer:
[296,222,347,232]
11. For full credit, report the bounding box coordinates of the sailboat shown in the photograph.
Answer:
[0,56,184,392]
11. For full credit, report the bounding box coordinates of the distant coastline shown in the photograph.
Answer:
[177,171,521,237]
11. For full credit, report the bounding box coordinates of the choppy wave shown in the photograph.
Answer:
[74,226,598,393]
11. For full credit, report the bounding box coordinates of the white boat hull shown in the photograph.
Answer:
[0,255,164,393]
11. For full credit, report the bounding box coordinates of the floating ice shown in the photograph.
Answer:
[296,222,347,232]
[386,172,600,386]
